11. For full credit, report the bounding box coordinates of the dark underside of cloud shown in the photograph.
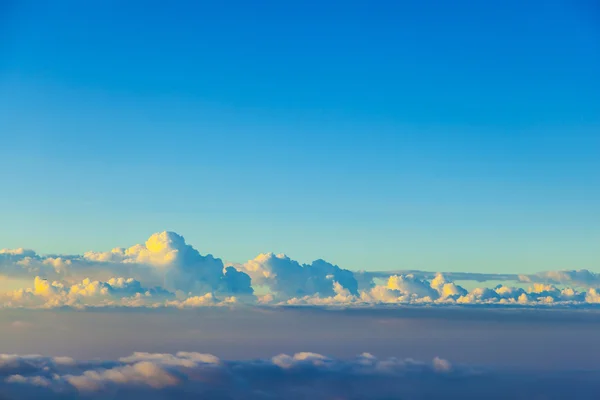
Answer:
[1,351,600,400]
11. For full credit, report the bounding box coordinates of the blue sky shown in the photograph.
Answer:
[0,0,598,273]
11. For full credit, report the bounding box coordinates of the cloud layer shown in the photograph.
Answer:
[1,231,599,309]
[1,350,599,399]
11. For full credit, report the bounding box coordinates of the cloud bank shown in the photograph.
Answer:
[232,252,359,299]
[1,350,599,399]
[1,231,599,309]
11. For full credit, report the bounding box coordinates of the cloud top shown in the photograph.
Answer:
[2,231,600,309]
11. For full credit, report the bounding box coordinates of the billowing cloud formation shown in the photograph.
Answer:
[0,276,244,309]
[1,231,600,309]
[282,273,600,307]
[234,253,358,299]
[84,231,253,295]
[1,351,599,399]
[5,272,600,309]
[0,276,174,308]
[1,232,253,297]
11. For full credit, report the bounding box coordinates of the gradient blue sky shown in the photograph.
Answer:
[0,0,598,273]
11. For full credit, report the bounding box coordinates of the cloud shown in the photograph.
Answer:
[286,281,358,305]
[0,248,37,257]
[2,231,600,309]
[0,351,455,399]
[165,292,239,308]
[0,276,247,309]
[283,273,600,308]
[233,253,358,299]
[520,269,600,287]
[0,276,176,308]
[359,269,600,289]
[286,273,468,305]
[2,351,600,399]
[83,231,254,295]
[4,272,600,309]
[1,232,254,297]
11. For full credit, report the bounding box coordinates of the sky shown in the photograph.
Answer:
[1,2,600,399]
[3,307,600,368]
[1,0,599,274]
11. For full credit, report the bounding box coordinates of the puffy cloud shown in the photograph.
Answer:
[234,253,358,299]
[359,274,467,304]
[431,273,468,298]
[0,276,175,308]
[1,232,253,297]
[286,281,359,305]
[2,351,600,399]
[0,275,250,309]
[361,269,600,290]
[282,273,600,308]
[0,248,37,258]
[2,231,600,309]
[585,288,600,304]
[84,231,253,295]
[5,272,600,309]
[65,361,180,391]
[165,293,238,308]
[387,274,439,298]
[457,287,501,304]
[285,274,466,305]
[0,249,56,279]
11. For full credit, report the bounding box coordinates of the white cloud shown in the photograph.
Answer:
[585,288,600,303]
[2,231,600,309]
[0,276,175,308]
[165,292,238,308]
[233,253,358,299]
[1,232,254,297]
[283,273,600,308]
[83,231,254,295]
[361,269,600,289]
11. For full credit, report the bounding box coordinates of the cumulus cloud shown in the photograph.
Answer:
[233,253,358,299]
[83,231,254,295]
[6,270,599,309]
[0,275,248,309]
[519,269,600,287]
[282,273,600,308]
[0,276,176,308]
[2,351,599,399]
[2,231,600,309]
[1,232,253,298]
[286,273,467,305]
[360,269,600,289]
